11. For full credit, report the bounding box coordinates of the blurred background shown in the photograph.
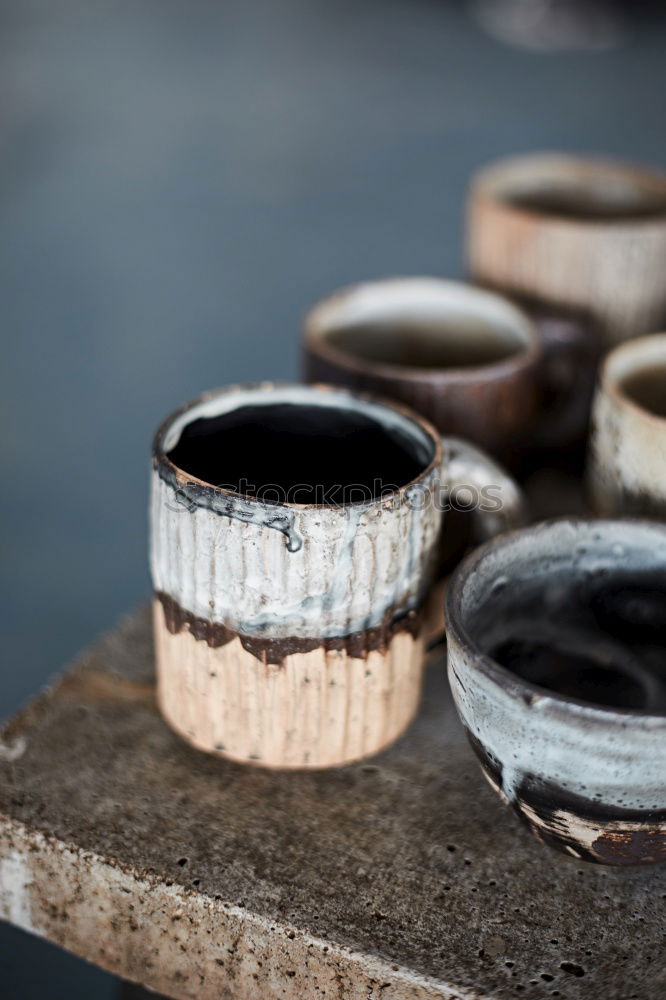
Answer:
[1,0,665,994]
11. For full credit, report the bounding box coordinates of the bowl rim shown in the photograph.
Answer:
[470,152,666,230]
[445,516,666,724]
[601,332,666,430]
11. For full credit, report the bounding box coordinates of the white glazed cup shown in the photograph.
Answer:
[588,333,666,518]
[446,518,666,866]
[150,382,525,769]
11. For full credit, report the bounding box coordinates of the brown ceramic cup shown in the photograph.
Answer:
[588,333,666,519]
[468,152,666,345]
[302,277,542,460]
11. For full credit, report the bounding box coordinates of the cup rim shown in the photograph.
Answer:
[471,152,666,229]
[445,516,666,723]
[303,276,542,383]
[152,380,443,511]
[602,332,666,428]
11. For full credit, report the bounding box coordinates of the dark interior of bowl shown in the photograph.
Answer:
[462,525,666,713]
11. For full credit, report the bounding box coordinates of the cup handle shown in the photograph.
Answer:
[531,308,603,449]
[440,437,527,542]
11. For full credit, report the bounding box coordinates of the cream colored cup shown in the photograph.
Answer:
[468,153,666,345]
[588,333,666,518]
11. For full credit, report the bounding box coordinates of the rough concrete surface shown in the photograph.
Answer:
[0,606,664,999]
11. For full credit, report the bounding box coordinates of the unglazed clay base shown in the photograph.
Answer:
[154,601,424,769]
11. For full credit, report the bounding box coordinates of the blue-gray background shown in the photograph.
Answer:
[1,0,665,995]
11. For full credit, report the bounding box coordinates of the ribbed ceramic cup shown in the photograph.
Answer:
[447,519,666,866]
[588,333,666,519]
[150,382,525,769]
[468,153,666,345]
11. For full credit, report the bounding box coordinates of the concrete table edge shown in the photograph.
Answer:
[0,597,663,1000]
[0,815,467,1000]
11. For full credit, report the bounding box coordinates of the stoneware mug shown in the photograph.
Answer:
[150,382,525,769]
[302,276,596,462]
[302,278,542,460]
[446,518,666,866]
[468,152,666,345]
[588,333,666,519]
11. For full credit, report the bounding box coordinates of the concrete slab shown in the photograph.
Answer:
[0,606,663,999]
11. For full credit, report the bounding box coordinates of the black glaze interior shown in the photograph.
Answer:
[472,565,666,712]
[167,401,432,504]
[492,637,649,709]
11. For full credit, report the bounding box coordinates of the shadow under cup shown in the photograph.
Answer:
[446,519,666,866]
[303,278,541,457]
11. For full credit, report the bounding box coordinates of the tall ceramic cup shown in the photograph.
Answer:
[151,382,524,769]
[588,333,666,519]
[468,153,666,345]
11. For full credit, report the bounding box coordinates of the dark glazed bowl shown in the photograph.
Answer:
[446,519,666,866]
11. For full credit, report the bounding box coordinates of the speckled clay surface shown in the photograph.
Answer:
[446,518,666,866]
[588,333,666,518]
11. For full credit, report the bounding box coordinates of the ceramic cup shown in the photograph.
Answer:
[302,278,542,459]
[468,152,666,345]
[588,333,666,519]
[302,277,596,462]
[151,382,525,769]
[446,518,666,866]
